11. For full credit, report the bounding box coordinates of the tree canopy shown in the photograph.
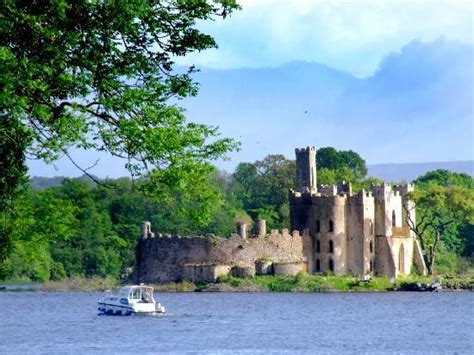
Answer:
[316,147,367,184]
[0,0,240,267]
[1,0,239,194]
[407,170,474,274]
[232,155,295,228]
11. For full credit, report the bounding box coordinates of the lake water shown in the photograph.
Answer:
[0,291,473,353]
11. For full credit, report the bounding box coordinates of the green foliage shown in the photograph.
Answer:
[249,274,394,292]
[217,274,242,287]
[317,147,367,181]
[415,169,474,189]
[1,0,240,176]
[231,155,296,229]
[409,170,474,274]
[0,116,31,210]
[0,0,240,267]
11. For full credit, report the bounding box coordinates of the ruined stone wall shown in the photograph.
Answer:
[136,231,306,283]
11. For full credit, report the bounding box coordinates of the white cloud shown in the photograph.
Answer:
[175,0,473,76]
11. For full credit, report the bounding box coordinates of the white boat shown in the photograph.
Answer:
[98,285,165,315]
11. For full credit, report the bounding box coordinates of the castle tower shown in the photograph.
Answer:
[295,146,317,193]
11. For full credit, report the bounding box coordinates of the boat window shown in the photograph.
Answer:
[131,288,141,300]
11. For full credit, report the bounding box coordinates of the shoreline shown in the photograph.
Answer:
[2,274,473,293]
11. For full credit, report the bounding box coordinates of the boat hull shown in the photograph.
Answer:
[98,301,165,316]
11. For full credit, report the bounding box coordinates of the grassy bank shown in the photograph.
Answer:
[1,272,473,292]
[0,277,119,292]
[154,273,473,292]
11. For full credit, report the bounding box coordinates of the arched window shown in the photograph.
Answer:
[329,240,334,253]
[316,220,321,233]
[369,241,373,254]
[316,259,321,272]
[316,240,321,253]
[370,259,373,272]
[329,220,334,232]
[329,259,334,272]
[392,210,396,227]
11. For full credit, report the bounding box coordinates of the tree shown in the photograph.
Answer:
[415,169,473,189]
[316,147,367,181]
[0,0,240,271]
[405,184,474,275]
[232,155,295,228]
[415,170,474,258]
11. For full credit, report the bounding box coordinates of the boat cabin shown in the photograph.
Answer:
[119,286,155,303]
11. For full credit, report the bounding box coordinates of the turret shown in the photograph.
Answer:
[295,146,317,193]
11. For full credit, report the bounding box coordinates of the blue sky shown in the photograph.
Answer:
[28,0,473,178]
[178,0,473,77]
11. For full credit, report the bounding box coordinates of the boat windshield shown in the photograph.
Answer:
[125,286,154,302]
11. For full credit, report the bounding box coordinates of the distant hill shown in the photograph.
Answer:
[30,175,97,190]
[367,161,474,182]
[30,176,66,190]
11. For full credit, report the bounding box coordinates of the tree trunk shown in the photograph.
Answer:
[427,231,441,276]
[427,245,434,275]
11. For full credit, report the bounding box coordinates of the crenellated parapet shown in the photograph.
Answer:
[371,183,393,202]
[393,183,414,195]
[136,221,309,283]
[350,189,374,205]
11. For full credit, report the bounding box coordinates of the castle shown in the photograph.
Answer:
[135,147,426,284]
[290,147,426,277]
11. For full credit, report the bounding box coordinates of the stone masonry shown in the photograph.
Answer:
[135,146,427,283]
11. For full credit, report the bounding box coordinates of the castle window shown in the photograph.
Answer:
[329,240,334,253]
[329,259,334,272]
[316,240,321,253]
[316,259,321,272]
[329,220,334,233]
[370,259,373,272]
[316,220,320,233]
[392,210,396,227]
[369,241,373,254]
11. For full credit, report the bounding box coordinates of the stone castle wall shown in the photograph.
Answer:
[136,230,307,283]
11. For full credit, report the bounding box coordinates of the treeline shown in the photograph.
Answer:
[1,148,472,281]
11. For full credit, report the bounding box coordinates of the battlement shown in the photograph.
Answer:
[295,146,317,153]
[370,183,413,202]
[351,189,374,204]
[318,185,338,196]
[370,182,392,197]
[141,221,303,241]
[393,183,414,195]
